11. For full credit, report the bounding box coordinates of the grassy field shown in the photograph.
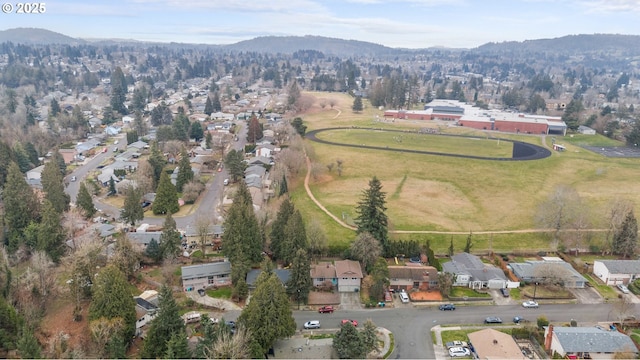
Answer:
[289,92,640,253]
[313,128,514,158]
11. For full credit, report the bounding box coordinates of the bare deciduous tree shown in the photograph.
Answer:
[134,159,156,195]
[326,162,335,173]
[532,263,574,289]
[350,232,382,274]
[535,185,582,250]
[196,215,212,256]
[307,219,328,260]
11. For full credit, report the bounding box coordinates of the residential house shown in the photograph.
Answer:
[467,328,526,359]
[388,264,438,291]
[76,138,101,154]
[127,140,149,151]
[134,290,159,335]
[335,260,363,292]
[577,125,596,135]
[509,257,587,288]
[170,166,200,186]
[256,144,276,158]
[97,168,119,186]
[246,269,290,290]
[127,231,162,249]
[442,253,510,289]
[58,148,77,164]
[248,156,272,167]
[95,223,116,239]
[310,262,337,289]
[122,115,134,124]
[593,260,640,285]
[544,325,638,358]
[26,165,45,181]
[184,224,224,249]
[105,125,122,136]
[181,260,232,291]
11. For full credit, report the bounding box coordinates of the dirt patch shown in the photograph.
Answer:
[39,298,91,356]
[410,291,443,301]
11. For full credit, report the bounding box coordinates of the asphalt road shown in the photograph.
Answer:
[64,121,248,229]
[284,303,630,359]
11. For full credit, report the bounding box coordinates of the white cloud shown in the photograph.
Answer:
[128,0,327,13]
[576,0,640,13]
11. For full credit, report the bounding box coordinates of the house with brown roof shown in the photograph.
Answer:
[388,264,438,291]
[335,260,363,293]
[310,262,337,289]
[467,328,526,359]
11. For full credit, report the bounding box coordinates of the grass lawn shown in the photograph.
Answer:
[206,287,232,299]
[450,287,492,298]
[288,92,640,253]
[520,284,572,299]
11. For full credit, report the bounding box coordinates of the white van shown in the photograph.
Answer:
[223,179,229,186]
[399,290,410,303]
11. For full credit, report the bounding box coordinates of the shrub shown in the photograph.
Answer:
[537,315,549,329]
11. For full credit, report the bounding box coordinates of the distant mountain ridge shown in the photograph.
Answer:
[2,28,640,57]
[0,27,85,45]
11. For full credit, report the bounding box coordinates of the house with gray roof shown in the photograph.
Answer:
[544,325,637,358]
[442,253,509,289]
[246,269,290,290]
[184,224,224,240]
[127,140,149,150]
[127,231,162,248]
[593,260,640,285]
[181,260,232,291]
[509,257,587,288]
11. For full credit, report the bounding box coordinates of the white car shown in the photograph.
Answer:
[618,284,630,294]
[448,346,470,357]
[522,300,539,308]
[304,320,320,329]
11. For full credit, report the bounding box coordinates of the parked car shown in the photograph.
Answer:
[618,284,630,294]
[448,347,471,357]
[513,316,524,324]
[484,317,502,324]
[522,300,539,308]
[225,320,236,329]
[341,319,358,327]
[445,341,468,349]
[223,178,229,186]
[70,176,77,182]
[197,288,205,296]
[318,306,334,313]
[112,146,118,152]
[304,320,320,329]
[439,303,456,311]
[500,288,510,297]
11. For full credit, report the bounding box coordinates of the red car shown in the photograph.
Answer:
[318,306,334,314]
[341,319,358,327]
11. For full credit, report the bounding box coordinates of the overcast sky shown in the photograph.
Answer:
[2,0,640,48]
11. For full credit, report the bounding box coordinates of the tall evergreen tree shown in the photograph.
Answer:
[52,150,67,175]
[238,270,295,357]
[145,238,163,264]
[279,174,288,196]
[175,148,194,193]
[354,176,389,254]
[211,91,222,112]
[224,149,246,182]
[464,232,473,253]
[13,143,32,173]
[269,199,295,261]
[41,159,70,214]
[76,182,96,219]
[189,121,204,142]
[141,285,186,359]
[333,322,367,359]
[16,326,41,359]
[286,248,311,303]
[88,265,137,341]
[110,66,128,115]
[204,96,214,116]
[4,162,40,252]
[23,142,39,167]
[37,200,66,262]
[120,186,144,226]
[164,329,191,359]
[352,95,363,112]
[222,181,263,264]
[282,210,307,265]
[160,213,182,260]
[153,172,179,215]
[613,210,639,259]
[148,141,167,188]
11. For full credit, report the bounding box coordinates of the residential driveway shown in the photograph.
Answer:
[491,290,514,305]
[186,291,242,311]
[570,287,603,304]
[339,292,362,310]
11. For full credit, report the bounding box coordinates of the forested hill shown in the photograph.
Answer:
[475,34,640,55]
[223,35,397,56]
[0,27,85,45]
